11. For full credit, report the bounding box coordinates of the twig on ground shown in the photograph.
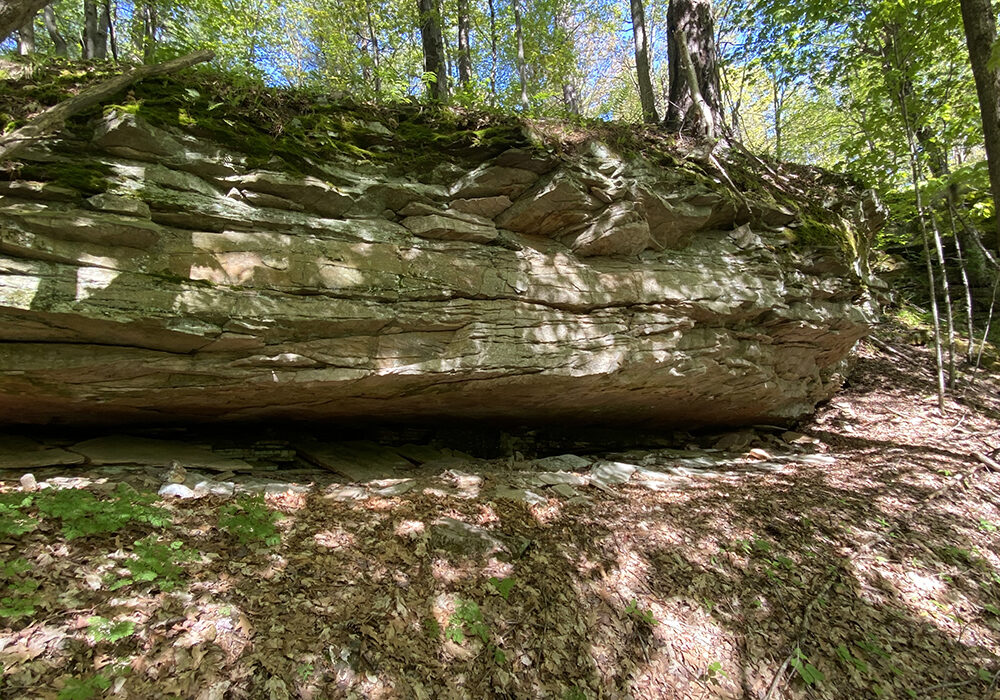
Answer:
[868,336,921,366]
[972,452,1000,473]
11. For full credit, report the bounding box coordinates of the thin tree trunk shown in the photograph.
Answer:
[664,0,721,134]
[892,36,947,410]
[104,0,117,61]
[960,0,1000,254]
[948,202,976,363]
[42,4,66,56]
[772,79,783,160]
[93,0,109,59]
[487,0,498,104]
[556,9,580,115]
[0,0,49,42]
[365,0,382,96]
[929,209,957,385]
[417,0,448,101]
[141,2,157,64]
[83,0,98,58]
[0,50,214,162]
[16,11,33,54]
[630,0,657,123]
[456,0,471,88]
[513,0,529,109]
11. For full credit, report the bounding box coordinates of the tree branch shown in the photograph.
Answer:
[0,49,214,162]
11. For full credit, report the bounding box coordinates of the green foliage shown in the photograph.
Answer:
[218,494,281,546]
[624,598,657,626]
[0,557,39,619]
[86,617,136,644]
[36,485,170,540]
[488,576,516,600]
[835,644,869,673]
[57,674,112,700]
[701,660,728,686]
[106,536,196,592]
[446,599,489,645]
[0,493,38,537]
[790,647,825,685]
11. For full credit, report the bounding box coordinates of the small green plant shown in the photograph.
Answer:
[107,536,196,592]
[36,484,170,540]
[563,687,587,700]
[0,493,37,537]
[445,599,507,664]
[488,576,516,600]
[624,598,657,626]
[423,616,441,638]
[700,660,728,686]
[296,662,314,681]
[86,616,136,644]
[0,557,40,618]
[57,673,111,700]
[790,647,825,685]
[218,494,281,546]
[835,644,869,672]
[446,599,489,644]
[979,518,997,533]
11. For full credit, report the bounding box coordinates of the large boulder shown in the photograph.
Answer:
[0,107,874,429]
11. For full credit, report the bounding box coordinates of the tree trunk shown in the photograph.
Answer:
[487,0,498,103]
[772,79,783,160]
[16,10,32,54]
[0,0,48,42]
[664,0,721,135]
[365,0,382,96]
[513,0,529,109]
[140,2,157,63]
[42,4,66,56]
[417,0,448,101]
[960,0,1000,253]
[104,0,117,61]
[82,0,98,58]
[557,8,580,115]
[630,0,657,123]
[456,0,471,88]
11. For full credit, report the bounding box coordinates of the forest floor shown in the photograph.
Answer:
[2,331,1000,699]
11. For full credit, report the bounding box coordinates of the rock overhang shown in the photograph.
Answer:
[0,80,880,429]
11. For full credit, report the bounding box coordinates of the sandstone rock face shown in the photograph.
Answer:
[0,109,874,428]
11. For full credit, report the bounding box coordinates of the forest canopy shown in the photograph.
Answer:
[0,0,989,177]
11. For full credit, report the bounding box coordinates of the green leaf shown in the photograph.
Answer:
[488,576,516,600]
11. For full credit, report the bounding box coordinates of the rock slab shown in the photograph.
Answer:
[0,108,876,429]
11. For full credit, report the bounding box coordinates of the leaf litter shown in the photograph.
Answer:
[0,338,999,698]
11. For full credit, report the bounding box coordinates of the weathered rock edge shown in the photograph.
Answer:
[0,107,879,428]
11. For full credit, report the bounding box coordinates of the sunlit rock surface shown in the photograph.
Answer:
[0,109,879,428]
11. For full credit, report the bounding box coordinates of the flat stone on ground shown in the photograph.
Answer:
[0,436,86,470]
[295,440,414,482]
[589,461,637,486]
[70,436,253,472]
[530,454,593,472]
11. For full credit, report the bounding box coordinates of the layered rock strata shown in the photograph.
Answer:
[0,106,877,427]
